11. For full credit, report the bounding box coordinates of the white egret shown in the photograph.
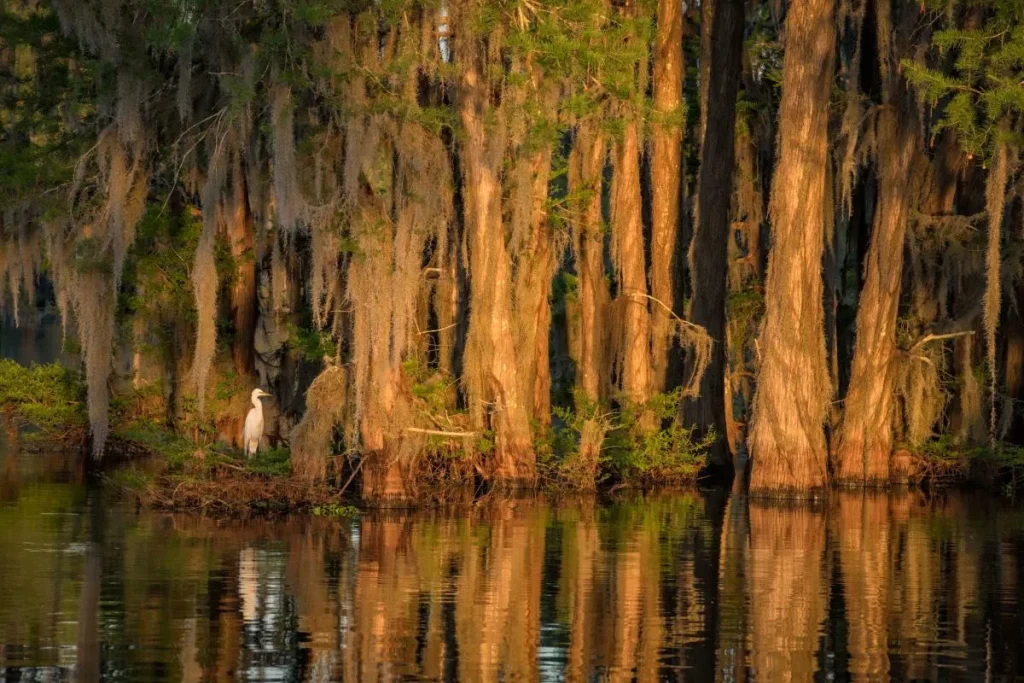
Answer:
[243,388,272,457]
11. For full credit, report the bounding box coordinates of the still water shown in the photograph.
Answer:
[2,449,1024,682]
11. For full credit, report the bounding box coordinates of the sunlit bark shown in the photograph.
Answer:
[457,46,535,484]
[748,0,836,493]
[836,110,916,485]
[568,125,611,480]
[513,143,556,424]
[612,118,652,404]
[649,0,685,390]
[225,162,256,376]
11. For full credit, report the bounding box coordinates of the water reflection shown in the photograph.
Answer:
[2,459,1024,682]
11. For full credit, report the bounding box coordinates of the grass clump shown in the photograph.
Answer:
[246,447,292,477]
[114,421,197,468]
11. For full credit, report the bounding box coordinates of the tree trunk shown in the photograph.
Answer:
[568,125,610,483]
[698,0,715,154]
[1004,281,1024,442]
[361,448,411,506]
[226,163,256,376]
[835,110,916,486]
[513,145,555,424]
[570,125,610,404]
[901,134,963,445]
[747,0,836,494]
[612,118,652,404]
[682,0,744,472]
[649,0,684,391]
[458,55,535,485]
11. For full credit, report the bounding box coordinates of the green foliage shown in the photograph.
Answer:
[288,324,335,362]
[918,435,1024,466]
[902,2,1024,157]
[0,360,87,436]
[547,388,713,488]
[0,3,97,210]
[106,467,154,492]
[604,389,715,485]
[116,418,292,479]
[114,421,196,469]
[247,447,292,477]
[402,358,462,422]
[122,202,202,323]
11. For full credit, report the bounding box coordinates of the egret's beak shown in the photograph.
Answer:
[261,391,272,398]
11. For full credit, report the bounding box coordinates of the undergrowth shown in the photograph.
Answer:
[541,388,715,489]
[912,436,1024,490]
[0,360,87,441]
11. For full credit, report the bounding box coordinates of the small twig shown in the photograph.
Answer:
[418,322,457,335]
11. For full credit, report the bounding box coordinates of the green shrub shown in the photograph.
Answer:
[547,388,714,488]
[603,388,715,486]
[0,360,87,437]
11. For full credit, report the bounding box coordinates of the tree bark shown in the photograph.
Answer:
[748,0,836,494]
[835,110,915,486]
[226,162,256,376]
[649,0,685,391]
[513,145,555,424]
[568,125,610,483]
[1005,281,1024,442]
[612,118,652,404]
[698,0,715,154]
[682,0,744,472]
[458,52,536,484]
[570,125,610,404]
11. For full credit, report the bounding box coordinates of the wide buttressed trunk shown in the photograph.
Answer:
[342,15,452,503]
[747,0,837,494]
[458,45,536,485]
[835,109,916,486]
[649,0,685,391]
[682,0,744,472]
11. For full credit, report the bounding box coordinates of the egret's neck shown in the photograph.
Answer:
[252,395,262,412]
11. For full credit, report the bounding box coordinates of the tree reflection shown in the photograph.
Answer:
[4,487,1024,681]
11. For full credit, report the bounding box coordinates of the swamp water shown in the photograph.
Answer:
[2,448,1024,682]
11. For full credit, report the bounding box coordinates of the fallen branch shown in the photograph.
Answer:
[908,330,975,354]
[622,290,710,336]
[405,427,478,438]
